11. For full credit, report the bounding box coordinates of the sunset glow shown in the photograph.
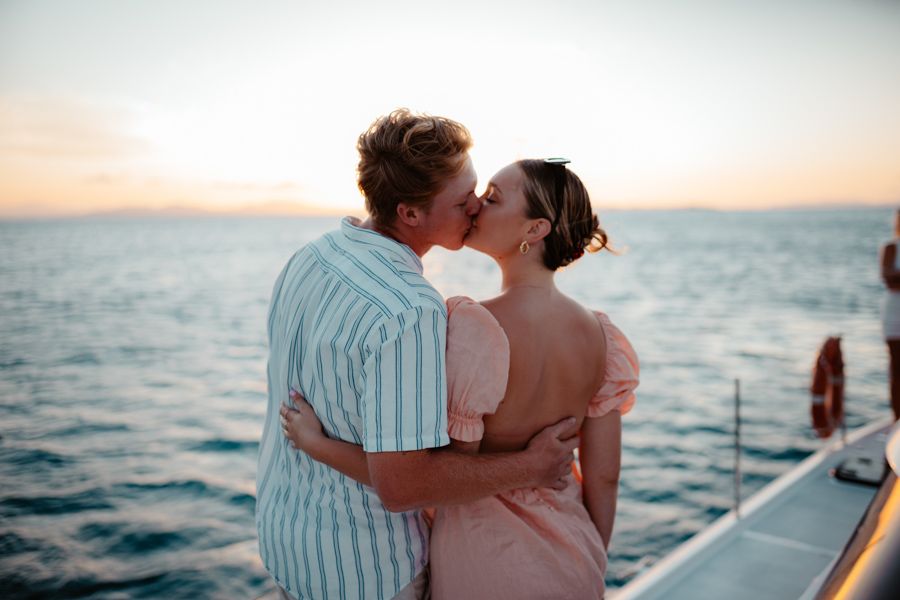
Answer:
[1,0,899,218]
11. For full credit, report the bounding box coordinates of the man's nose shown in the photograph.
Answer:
[466,196,482,217]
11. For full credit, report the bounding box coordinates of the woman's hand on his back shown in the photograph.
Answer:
[281,389,327,457]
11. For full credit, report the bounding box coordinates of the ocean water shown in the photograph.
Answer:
[0,208,894,598]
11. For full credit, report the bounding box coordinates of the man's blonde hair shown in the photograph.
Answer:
[357,109,473,227]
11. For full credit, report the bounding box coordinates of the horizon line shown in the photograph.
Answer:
[2,200,899,221]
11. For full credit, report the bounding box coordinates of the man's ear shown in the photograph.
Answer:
[395,203,422,227]
[526,218,552,244]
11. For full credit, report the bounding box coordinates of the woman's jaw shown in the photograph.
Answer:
[463,163,532,259]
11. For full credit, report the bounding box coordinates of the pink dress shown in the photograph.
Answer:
[430,297,639,600]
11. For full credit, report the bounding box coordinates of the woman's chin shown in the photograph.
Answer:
[463,229,495,254]
[462,235,481,251]
[463,240,492,258]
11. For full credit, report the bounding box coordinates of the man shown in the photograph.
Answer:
[257,109,579,599]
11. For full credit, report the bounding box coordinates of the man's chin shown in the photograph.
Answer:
[437,232,469,251]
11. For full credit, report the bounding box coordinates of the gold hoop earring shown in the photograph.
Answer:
[519,241,530,255]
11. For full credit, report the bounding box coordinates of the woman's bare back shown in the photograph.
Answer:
[479,288,607,453]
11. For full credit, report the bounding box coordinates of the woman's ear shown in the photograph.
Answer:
[526,218,552,243]
[395,203,422,227]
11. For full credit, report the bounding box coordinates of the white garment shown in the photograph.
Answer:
[883,240,900,340]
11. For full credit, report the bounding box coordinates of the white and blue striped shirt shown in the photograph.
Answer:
[257,217,450,599]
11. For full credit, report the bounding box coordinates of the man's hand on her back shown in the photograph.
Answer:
[525,417,580,490]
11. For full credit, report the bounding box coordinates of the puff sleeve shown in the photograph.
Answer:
[445,296,510,442]
[587,311,639,418]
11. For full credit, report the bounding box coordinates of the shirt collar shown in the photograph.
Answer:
[340,216,424,274]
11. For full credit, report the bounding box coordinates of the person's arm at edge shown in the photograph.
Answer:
[579,410,622,550]
[882,243,900,288]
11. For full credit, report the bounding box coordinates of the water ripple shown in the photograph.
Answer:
[0,489,113,517]
[0,358,28,369]
[0,531,42,556]
[57,352,101,366]
[78,522,195,555]
[51,422,130,438]
[187,438,259,453]
[0,447,74,471]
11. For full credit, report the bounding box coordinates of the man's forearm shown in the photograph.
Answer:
[301,438,551,507]
[368,417,578,512]
[370,447,549,512]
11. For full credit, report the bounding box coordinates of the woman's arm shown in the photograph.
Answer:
[882,243,900,289]
[281,390,372,486]
[579,410,622,550]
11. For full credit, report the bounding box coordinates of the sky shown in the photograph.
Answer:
[1,0,899,218]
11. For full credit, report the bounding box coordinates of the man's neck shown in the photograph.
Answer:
[358,217,430,257]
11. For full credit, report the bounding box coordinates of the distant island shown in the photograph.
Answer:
[79,201,354,219]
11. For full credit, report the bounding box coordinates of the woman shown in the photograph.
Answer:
[880,208,900,421]
[282,159,638,598]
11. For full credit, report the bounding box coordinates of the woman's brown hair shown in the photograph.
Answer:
[517,159,610,270]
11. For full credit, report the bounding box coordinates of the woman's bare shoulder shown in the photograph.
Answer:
[555,292,606,328]
[478,294,520,326]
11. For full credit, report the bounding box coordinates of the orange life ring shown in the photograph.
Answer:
[810,336,844,438]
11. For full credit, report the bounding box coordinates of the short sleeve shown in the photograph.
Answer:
[587,312,639,419]
[445,296,510,442]
[361,305,450,452]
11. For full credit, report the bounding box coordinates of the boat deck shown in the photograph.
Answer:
[614,419,894,600]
